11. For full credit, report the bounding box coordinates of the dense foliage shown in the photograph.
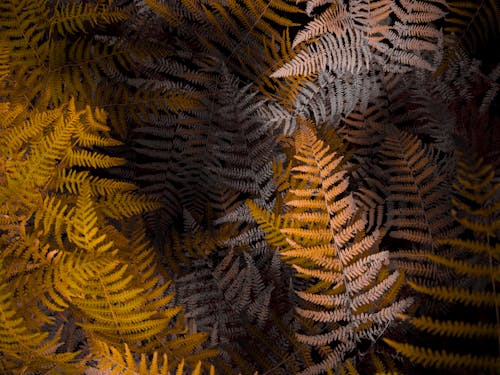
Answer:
[0,0,498,374]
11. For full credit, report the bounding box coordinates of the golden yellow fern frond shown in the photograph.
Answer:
[402,315,499,339]
[425,253,500,280]
[0,106,61,154]
[384,339,500,371]
[35,195,74,249]
[246,201,290,249]
[338,353,403,375]
[437,238,500,259]
[0,0,49,70]
[0,97,166,322]
[338,359,360,375]
[44,253,114,312]
[0,263,83,373]
[453,149,500,239]
[61,187,185,351]
[66,183,115,254]
[1,99,127,194]
[0,102,24,132]
[98,192,161,219]
[64,148,125,169]
[72,258,175,348]
[0,0,138,111]
[106,222,183,329]
[408,282,498,308]
[370,351,402,375]
[88,340,213,375]
[0,0,51,106]
[50,2,128,36]
[52,169,137,196]
[0,41,9,80]
[144,0,180,27]
[258,29,301,102]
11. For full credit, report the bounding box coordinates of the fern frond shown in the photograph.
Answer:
[293,3,353,48]
[148,0,302,84]
[249,124,411,374]
[61,188,191,351]
[53,169,137,196]
[87,340,212,375]
[274,0,444,78]
[409,282,498,307]
[66,183,114,254]
[425,253,500,280]
[35,195,74,249]
[246,201,290,249]
[437,238,500,259]
[403,315,499,339]
[0,0,49,74]
[271,28,371,77]
[1,104,79,155]
[64,149,125,169]
[0,263,83,373]
[51,3,128,36]
[98,192,161,219]
[384,339,500,370]
[0,41,9,80]
[437,0,500,75]
[388,150,500,372]
[381,126,455,252]
[72,259,175,348]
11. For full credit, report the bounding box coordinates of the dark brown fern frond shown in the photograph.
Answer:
[436,0,500,76]
[380,126,456,250]
[379,126,460,286]
[145,0,303,84]
[385,148,500,373]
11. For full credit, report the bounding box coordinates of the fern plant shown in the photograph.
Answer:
[86,340,215,375]
[1,0,499,373]
[436,0,499,75]
[377,125,458,284]
[0,0,127,108]
[385,148,500,373]
[143,0,303,89]
[0,261,84,374]
[248,124,412,374]
[0,97,213,371]
[272,0,445,78]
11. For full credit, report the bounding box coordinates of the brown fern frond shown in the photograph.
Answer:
[386,149,500,373]
[381,126,455,251]
[436,0,500,75]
